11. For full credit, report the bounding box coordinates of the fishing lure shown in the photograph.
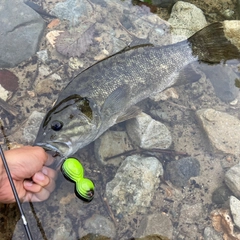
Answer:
[61,157,94,202]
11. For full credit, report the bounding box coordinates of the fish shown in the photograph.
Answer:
[34,21,240,168]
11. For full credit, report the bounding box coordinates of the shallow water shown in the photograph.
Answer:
[0,0,240,239]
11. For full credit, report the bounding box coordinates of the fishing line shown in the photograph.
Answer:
[0,145,33,240]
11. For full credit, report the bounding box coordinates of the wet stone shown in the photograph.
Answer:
[212,185,233,205]
[106,155,163,215]
[165,157,200,187]
[196,109,240,157]
[126,112,172,150]
[53,218,76,240]
[168,1,207,42]
[94,130,133,166]
[23,111,45,144]
[0,0,45,67]
[225,164,240,198]
[229,196,240,229]
[135,213,173,239]
[81,214,116,238]
[203,227,223,240]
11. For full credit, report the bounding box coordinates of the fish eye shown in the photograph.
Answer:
[51,120,63,131]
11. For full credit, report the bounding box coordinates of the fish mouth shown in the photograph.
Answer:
[35,140,74,169]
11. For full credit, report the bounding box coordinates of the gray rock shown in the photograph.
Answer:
[135,213,173,239]
[94,130,133,166]
[23,111,45,144]
[229,196,240,229]
[168,1,207,43]
[152,0,177,8]
[37,50,49,63]
[53,218,76,240]
[0,0,45,67]
[225,164,240,198]
[212,185,232,205]
[179,203,203,224]
[82,214,116,238]
[197,64,239,102]
[106,155,163,215]
[203,227,222,240]
[126,112,172,149]
[51,0,93,26]
[165,157,200,187]
[196,109,240,156]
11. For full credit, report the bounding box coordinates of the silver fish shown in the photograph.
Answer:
[35,21,240,168]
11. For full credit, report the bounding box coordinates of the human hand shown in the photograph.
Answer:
[0,146,57,203]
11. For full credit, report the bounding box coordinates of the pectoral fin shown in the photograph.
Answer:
[116,106,142,123]
[173,63,201,87]
[101,84,130,117]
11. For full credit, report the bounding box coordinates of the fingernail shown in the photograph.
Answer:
[42,166,48,175]
[24,180,33,187]
[35,172,45,181]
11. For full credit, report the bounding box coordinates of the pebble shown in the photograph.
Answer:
[135,213,173,239]
[229,196,240,229]
[81,214,116,238]
[53,218,76,240]
[22,111,45,144]
[165,157,200,187]
[168,1,207,43]
[0,0,45,67]
[37,50,49,64]
[126,112,172,149]
[225,164,240,198]
[203,226,223,240]
[106,155,163,215]
[196,108,240,157]
[94,130,133,166]
[212,185,233,205]
[196,64,239,102]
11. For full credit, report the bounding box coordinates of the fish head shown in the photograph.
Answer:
[34,94,100,167]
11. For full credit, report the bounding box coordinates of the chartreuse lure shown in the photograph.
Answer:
[61,157,94,202]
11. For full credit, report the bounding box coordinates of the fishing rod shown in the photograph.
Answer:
[0,145,33,240]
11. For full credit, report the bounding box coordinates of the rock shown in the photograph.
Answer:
[106,155,163,215]
[94,130,133,166]
[135,213,173,239]
[229,196,240,229]
[37,50,49,63]
[126,112,172,149]
[197,64,239,103]
[225,164,240,198]
[0,0,45,67]
[212,186,233,205]
[179,203,203,224]
[203,227,223,240]
[23,111,45,144]
[53,218,76,240]
[165,157,200,187]
[149,87,179,102]
[81,214,116,238]
[196,109,240,157]
[152,0,177,8]
[168,1,207,43]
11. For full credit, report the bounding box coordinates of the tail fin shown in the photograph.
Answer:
[188,21,240,63]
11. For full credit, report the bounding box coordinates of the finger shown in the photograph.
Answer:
[44,154,55,166]
[32,172,50,187]
[41,166,57,181]
[43,176,56,193]
[24,171,56,193]
[23,180,42,193]
[23,187,51,202]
